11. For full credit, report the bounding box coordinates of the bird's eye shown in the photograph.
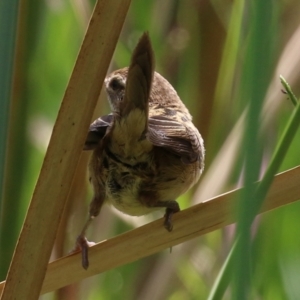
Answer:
[109,78,124,91]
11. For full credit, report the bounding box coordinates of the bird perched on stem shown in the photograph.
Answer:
[74,32,205,269]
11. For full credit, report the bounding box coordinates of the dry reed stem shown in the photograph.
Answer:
[0,165,298,295]
[0,1,131,299]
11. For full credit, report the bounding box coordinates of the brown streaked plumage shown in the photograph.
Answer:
[75,32,205,269]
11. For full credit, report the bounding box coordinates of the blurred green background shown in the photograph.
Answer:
[1,0,300,299]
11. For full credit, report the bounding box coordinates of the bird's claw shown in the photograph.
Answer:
[71,235,95,270]
[164,208,174,232]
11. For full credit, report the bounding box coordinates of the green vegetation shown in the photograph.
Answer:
[1,1,300,299]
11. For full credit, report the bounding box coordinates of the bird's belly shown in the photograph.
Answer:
[105,163,200,217]
[105,170,157,216]
[95,150,202,217]
[108,192,160,216]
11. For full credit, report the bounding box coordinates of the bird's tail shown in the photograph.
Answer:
[118,32,154,138]
[110,33,154,159]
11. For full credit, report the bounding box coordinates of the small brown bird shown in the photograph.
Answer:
[75,32,205,269]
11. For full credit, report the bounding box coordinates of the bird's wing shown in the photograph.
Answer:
[148,115,203,164]
[84,114,113,150]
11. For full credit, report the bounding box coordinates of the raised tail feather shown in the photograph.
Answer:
[119,32,154,133]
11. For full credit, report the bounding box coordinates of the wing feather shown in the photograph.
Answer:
[84,114,113,150]
[148,115,203,164]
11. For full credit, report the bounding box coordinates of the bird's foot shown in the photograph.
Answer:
[70,235,95,270]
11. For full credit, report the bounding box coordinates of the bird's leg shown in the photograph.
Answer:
[71,194,104,269]
[74,216,96,270]
[155,200,180,231]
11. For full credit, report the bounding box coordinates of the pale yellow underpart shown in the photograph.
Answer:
[111,109,152,160]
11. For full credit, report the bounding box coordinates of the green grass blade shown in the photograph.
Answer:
[0,0,20,278]
[208,80,300,299]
